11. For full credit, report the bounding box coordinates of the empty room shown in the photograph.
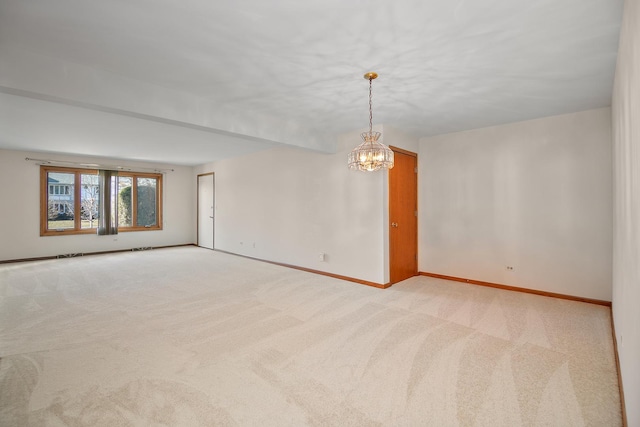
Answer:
[0,0,638,425]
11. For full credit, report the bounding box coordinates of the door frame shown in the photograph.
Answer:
[197,172,215,249]
[388,146,418,284]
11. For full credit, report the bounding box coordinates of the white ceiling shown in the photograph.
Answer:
[0,0,623,165]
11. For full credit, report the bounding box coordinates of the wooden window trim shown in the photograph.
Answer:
[40,166,163,236]
[41,166,98,236]
[118,172,163,232]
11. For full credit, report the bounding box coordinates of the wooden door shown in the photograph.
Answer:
[389,147,418,284]
[197,173,214,249]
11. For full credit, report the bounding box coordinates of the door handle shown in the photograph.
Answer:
[209,216,214,219]
[391,222,398,227]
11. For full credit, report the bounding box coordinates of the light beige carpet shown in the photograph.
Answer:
[0,247,621,426]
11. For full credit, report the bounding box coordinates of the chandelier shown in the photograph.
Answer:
[348,72,394,171]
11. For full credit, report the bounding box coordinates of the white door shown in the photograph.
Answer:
[198,173,214,249]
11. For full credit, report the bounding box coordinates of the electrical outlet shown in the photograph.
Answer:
[318,253,326,262]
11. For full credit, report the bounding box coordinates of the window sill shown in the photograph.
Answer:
[40,227,163,236]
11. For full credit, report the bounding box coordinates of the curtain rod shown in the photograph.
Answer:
[25,157,174,173]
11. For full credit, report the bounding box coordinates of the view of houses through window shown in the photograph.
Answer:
[45,171,98,231]
[41,166,162,235]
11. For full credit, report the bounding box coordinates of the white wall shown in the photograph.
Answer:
[194,125,418,285]
[383,125,420,154]
[612,0,640,423]
[194,130,386,284]
[419,108,613,301]
[0,149,195,261]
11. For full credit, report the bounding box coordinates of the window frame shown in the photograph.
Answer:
[40,166,97,236]
[116,172,163,232]
[40,166,163,236]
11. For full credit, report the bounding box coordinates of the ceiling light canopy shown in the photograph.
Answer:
[348,72,394,172]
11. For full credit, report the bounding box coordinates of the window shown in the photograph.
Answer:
[42,169,84,233]
[81,174,100,230]
[116,173,162,230]
[48,184,71,195]
[40,166,163,236]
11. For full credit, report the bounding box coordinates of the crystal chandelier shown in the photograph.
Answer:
[348,72,394,171]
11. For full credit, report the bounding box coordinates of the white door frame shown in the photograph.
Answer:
[197,173,215,249]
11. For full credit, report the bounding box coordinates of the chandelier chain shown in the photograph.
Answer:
[368,77,373,134]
